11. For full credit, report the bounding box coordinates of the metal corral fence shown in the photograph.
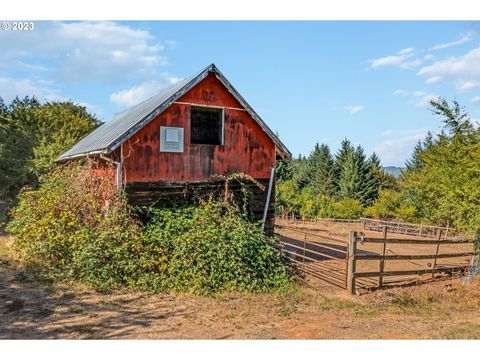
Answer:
[276,214,363,233]
[275,221,475,294]
[347,229,474,294]
[277,211,363,226]
[275,226,350,288]
[275,225,384,290]
[276,216,363,241]
[360,218,453,239]
[276,212,459,239]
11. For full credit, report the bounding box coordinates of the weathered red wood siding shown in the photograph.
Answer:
[121,73,276,183]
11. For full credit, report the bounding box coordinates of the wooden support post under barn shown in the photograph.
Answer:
[56,64,291,235]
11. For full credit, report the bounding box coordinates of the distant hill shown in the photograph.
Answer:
[382,166,403,178]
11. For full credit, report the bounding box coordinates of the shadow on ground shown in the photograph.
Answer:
[0,260,187,339]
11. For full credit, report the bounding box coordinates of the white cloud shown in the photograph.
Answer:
[392,89,409,96]
[431,33,473,51]
[0,21,168,84]
[392,88,438,108]
[370,48,422,70]
[110,75,181,108]
[414,94,438,108]
[425,76,443,84]
[401,59,423,69]
[458,81,480,91]
[412,90,426,97]
[371,55,405,68]
[417,46,480,90]
[0,21,177,117]
[471,96,480,105]
[0,76,61,102]
[472,118,480,128]
[165,40,178,49]
[0,75,101,115]
[344,105,364,114]
[398,48,414,56]
[374,128,429,166]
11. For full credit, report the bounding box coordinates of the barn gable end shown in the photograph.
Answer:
[122,73,276,183]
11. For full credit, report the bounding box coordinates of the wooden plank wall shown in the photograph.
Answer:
[125,178,275,235]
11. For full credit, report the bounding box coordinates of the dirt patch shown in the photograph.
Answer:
[1,235,479,339]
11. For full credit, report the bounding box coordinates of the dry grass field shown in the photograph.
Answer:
[1,234,480,340]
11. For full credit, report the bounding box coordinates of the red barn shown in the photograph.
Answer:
[58,64,291,231]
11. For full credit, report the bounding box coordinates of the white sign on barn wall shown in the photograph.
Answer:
[160,126,184,153]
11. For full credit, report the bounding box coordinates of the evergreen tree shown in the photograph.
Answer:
[404,132,434,172]
[356,146,378,206]
[305,143,335,196]
[368,152,384,193]
[336,145,379,206]
[430,97,474,137]
[333,138,355,194]
[275,159,293,182]
[304,143,321,185]
[291,154,310,189]
[337,150,361,200]
[368,152,381,169]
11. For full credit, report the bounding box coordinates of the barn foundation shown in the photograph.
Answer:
[125,178,275,235]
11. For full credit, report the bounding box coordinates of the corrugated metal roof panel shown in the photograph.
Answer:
[58,64,291,161]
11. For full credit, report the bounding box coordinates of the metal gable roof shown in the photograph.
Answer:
[58,63,292,161]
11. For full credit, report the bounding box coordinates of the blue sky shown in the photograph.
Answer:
[1,21,480,166]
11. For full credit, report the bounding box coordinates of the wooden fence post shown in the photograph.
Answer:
[347,231,357,295]
[431,229,443,278]
[378,226,388,288]
[303,233,307,264]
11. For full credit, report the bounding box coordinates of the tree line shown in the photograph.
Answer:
[275,138,398,219]
[276,97,480,237]
[0,96,100,218]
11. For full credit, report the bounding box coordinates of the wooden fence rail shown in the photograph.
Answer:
[275,227,350,289]
[358,238,470,245]
[355,252,473,261]
[275,221,473,294]
[276,210,462,239]
[354,266,469,278]
[360,218,452,239]
[347,228,474,295]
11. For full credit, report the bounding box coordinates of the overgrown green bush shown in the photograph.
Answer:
[7,161,292,294]
[276,180,363,219]
[363,189,417,222]
[7,161,143,291]
[138,201,291,294]
[332,198,363,219]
